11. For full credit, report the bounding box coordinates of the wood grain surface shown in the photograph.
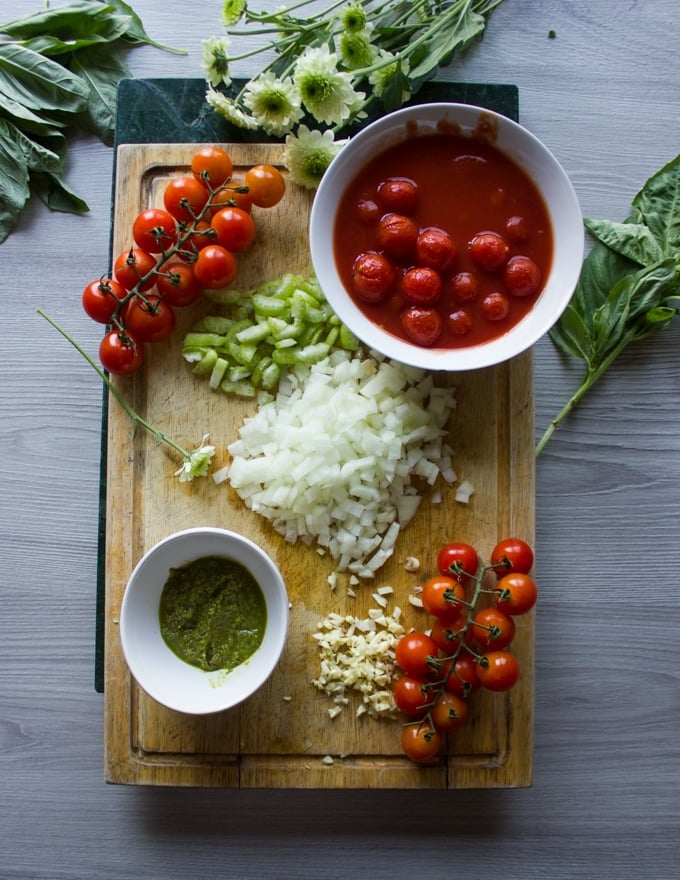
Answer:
[3,0,680,877]
[103,144,535,788]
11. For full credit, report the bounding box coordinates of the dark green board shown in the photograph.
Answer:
[95,78,519,693]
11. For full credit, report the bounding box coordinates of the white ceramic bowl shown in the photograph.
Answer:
[310,102,584,371]
[120,527,289,715]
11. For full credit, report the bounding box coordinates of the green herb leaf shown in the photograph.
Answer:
[0,41,89,113]
[69,45,130,144]
[31,171,90,214]
[104,0,187,53]
[537,156,680,455]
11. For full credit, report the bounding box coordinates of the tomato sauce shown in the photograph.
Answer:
[333,133,554,349]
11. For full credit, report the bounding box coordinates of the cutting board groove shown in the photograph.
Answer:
[103,143,535,788]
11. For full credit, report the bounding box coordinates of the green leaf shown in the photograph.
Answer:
[18,16,132,57]
[104,0,187,53]
[0,89,68,134]
[0,0,115,39]
[0,116,63,175]
[408,9,485,82]
[549,301,592,363]
[631,153,680,255]
[69,44,130,144]
[0,42,89,113]
[584,217,664,267]
[31,171,89,213]
[0,119,31,242]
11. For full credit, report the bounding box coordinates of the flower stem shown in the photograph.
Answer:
[37,309,191,461]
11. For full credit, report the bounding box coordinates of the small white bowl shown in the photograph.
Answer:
[120,527,289,715]
[310,102,584,371]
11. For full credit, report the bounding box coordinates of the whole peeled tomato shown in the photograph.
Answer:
[401,305,442,347]
[351,252,395,303]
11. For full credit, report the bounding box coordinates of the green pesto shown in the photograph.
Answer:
[159,555,267,672]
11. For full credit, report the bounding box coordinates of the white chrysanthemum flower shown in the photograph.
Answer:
[175,435,216,482]
[222,0,247,27]
[339,29,375,70]
[244,72,303,136]
[284,125,342,189]
[293,45,364,126]
[340,3,370,34]
[206,87,259,130]
[201,36,232,88]
[369,51,411,101]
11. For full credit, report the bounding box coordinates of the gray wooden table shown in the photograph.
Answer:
[2,1,678,877]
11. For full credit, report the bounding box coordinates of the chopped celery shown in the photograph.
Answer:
[181,272,360,398]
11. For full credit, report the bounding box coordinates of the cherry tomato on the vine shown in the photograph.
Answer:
[99,330,143,375]
[421,575,466,621]
[392,675,436,716]
[490,537,534,577]
[400,722,441,763]
[430,691,469,732]
[442,652,480,697]
[114,248,157,292]
[156,261,203,307]
[163,175,210,222]
[494,572,538,616]
[477,651,520,692]
[429,615,474,654]
[244,164,285,208]
[471,606,516,650]
[193,245,238,289]
[436,541,479,582]
[180,219,217,254]
[82,278,125,324]
[132,208,177,254]
[191,146,233,188]
[211,206,256,252]
[395,632,438,679]
[210,184,253,214]
[123,295,175,344]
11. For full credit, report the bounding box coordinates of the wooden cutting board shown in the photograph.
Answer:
[103,142,535,788]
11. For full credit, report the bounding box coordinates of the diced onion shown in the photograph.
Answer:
[224,350,456,575]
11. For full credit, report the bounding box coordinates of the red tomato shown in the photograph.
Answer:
[443,652,480,697]
[191,145,233,188]
[210,183,253,214]
[430,691,469,732]
[132,208,177,253]
[490,537,534,577]
[480,291,510,321]
[436,542,479,582]
[163,175,210,222]
[401,266,442,305]
[400,722,441,763]
[156,261,203,307]
[447,308,473,336]
[416,227,456,271]
[244,164,285,208]
[468,231,509,271]
[193,245,238,289]
[113,248,157,292]
[376,212,418,261]
[395,632,438,679]
[471,606,516,650]
[401,305,442,346]
[421,575,466,622]
[430,616,474,653]
[504,255,541,297]
[494,572,538,615]
[351,252,396,303]
[477,651,520,691]
[376,177,418,214]
[98,330,143,375]
[392,675,435,716]
[450,271,479,303]
[354,196,381,224]
[505,215,529,242]
[180,219,217,253]
[82,278,126,324]
[211,206,256,252]
[123,294,175,343]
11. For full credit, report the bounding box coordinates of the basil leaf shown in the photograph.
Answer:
[70,45,130,144]
[0,1,115,39]
[105,0,187,53]
[0,42,89,113]
[631,153,680,255]
[31,171,89,214]
[18,16,132,57]
[548,301,592,363]
[584,217,664,267]
[0,89,67,134]
[0,119,31,242]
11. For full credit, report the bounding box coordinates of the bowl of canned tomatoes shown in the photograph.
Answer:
[310,103,583,370]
